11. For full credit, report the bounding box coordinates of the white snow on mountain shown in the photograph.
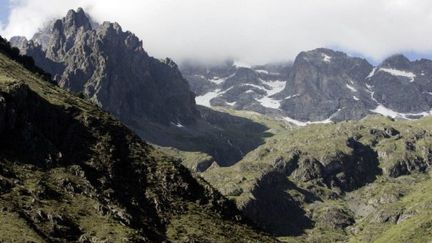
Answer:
[346,84,357,92]
[366,67,377,79]
[195,89,221,107]
[255,69,269,74]
[322,53,332,63]
[379,68,416,82]
[256,80,286,109]
[371,105,432,119]
[282,108,342,126]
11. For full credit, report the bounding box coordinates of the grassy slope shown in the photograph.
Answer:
[0,52,275,242]
[195,107,432,242]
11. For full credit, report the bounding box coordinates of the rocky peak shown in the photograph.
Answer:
[63,8,92,32]
[10,8,199,126]
[380,54,411,70]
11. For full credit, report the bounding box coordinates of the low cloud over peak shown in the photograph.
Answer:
[2,0,432,64]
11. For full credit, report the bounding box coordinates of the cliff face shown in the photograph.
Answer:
[0,46,273,242]
[10,8,199,126]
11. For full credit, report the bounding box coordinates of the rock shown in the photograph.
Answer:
[315,207,355,230]
[292,158,323,182]
[11,8,199,126]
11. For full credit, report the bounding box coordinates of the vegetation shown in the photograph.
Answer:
[0,35,52,82]
[0,51,274,242]
[188,108,432,242]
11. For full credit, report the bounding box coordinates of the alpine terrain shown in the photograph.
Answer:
[0,35,274,242]
[182,49,432,125]
[3,4,432,243]
[10,8,268,166]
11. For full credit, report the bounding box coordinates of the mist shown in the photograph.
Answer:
[2,0,432,64]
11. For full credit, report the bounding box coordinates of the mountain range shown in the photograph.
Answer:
[182,48,432,125]
[10,8,268,166]
[4,7,432,242]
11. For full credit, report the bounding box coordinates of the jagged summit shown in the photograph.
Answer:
[11,8,198,126]
[62,7,92,31]
[380,54,411,69]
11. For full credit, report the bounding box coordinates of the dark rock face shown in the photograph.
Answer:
[182,48,432,123]
[276,48,375,121]
[11,8,198,126]
[367,55,432,113]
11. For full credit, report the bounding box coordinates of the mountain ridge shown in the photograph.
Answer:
[182,48,432,124]
[0,43,274,242]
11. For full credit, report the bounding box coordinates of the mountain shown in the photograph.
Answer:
[181,60,292,116]
[0,38,274,242]
[10,8,198,126]
[10,8,268,166]
[198,111,432,241]
[182,48,432,124]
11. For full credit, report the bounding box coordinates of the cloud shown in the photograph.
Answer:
[1,0,432,64]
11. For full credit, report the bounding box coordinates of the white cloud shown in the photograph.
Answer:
[1,0,432,64]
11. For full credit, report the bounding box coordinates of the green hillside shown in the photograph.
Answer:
[0,49,274,242]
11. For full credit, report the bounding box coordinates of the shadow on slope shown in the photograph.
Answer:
[242,170,315,236]
[130,106,271,166]
[0,81,272,241]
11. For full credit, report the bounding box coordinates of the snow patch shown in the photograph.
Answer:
[255,69,269,74]
[353,96,360,101]
[242,83,266,90]
[257,97,281,109]
[366,67,377,79]
[284,94,300,100]
[171,122,184,128]
[255,80,287,109]
[283,108,342,126]
[195,89,221,107]
[346,84,357,92]
[195,87,234,107]
[322,53,332,63]
[226,101,236,106]
[379,68,416,82]
[370,105,432,119]
[209,76,225,85]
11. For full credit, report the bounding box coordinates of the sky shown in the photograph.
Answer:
[1,0,432,64]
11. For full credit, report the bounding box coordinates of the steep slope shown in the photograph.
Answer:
[274,48,375,121]
[182,49,432,124]
[11,9,268,166]
[367,54,432,116]
[196,109,432,241]
[11,8,198,126]
[0,48,274,241]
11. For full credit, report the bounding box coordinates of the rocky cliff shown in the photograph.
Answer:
[11,8,199,126]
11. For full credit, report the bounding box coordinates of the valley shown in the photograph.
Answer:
[1,5,432,243]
